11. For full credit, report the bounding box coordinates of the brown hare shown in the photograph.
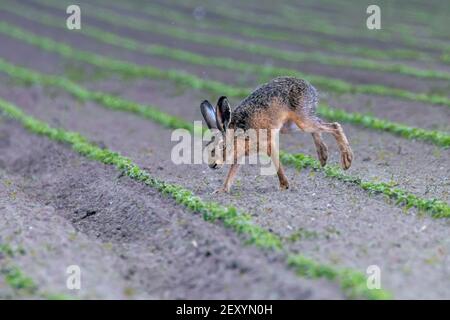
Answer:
[200,76,353,193]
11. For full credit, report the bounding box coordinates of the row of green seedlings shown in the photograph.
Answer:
[85,0,432,62]
[0,244,73,299]
[1,58,449,219]
[130,0,450,56]
[30,0,450,81]
[0,97,391,300]
[0,21,449,148]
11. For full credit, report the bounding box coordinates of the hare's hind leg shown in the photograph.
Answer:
[293,116,353,170]
[311,132,328,167]
[318,122,353,170]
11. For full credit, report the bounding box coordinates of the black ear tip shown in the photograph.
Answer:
[200,100,214,111]
[217,96,228,104]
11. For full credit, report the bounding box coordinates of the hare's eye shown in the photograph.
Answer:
[211,148,215,156]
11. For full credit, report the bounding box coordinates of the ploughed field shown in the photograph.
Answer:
[0,0,449,299]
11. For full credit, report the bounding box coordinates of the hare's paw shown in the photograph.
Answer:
[341,149,353,170]
[279,180,289,190]
[317,146,328,167]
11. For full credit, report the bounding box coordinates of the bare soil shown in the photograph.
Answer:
[1,119,342,299]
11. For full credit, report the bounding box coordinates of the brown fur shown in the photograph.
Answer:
[201,76,353,193]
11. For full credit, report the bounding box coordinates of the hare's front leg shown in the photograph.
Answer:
[267,139,289,190]
[213,164,240,194]
[271,154,289,190]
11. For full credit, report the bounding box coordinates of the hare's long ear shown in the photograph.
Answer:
[200,100,217,129]
[216,96,231,132]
